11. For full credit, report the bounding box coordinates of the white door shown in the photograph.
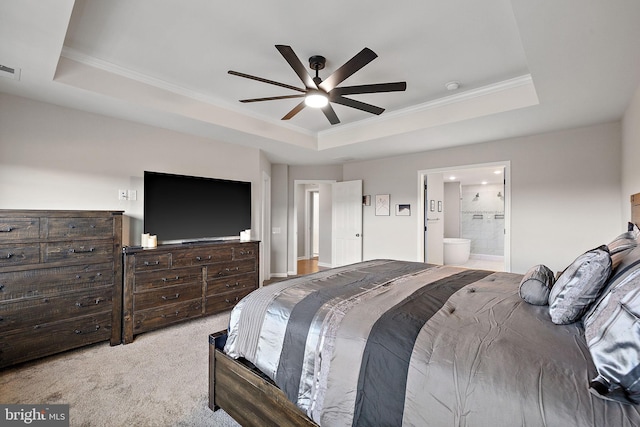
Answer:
[425,173,444,264]
[332,180,363,267]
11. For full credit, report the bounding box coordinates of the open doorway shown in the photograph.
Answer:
[418,162,511,272]
[292,180,335,276]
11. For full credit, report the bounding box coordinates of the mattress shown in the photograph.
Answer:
[224,260,640,426]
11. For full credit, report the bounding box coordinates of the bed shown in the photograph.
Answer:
[208,194,640,426]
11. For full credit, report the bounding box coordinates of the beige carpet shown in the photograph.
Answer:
[0,313,241,426]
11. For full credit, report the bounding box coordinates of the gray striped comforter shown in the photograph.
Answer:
[224,260,640,426]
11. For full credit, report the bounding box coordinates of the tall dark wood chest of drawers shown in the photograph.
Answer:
[122,240,259,343]
[0,210,123,368]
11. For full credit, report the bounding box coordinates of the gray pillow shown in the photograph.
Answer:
[519,264,555,305]
[607,231,638,270]
[584,245,640,343]
[587,282,640,404]
[548,245,612,325]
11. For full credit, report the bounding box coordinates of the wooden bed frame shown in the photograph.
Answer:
[208,332,317,426]
[208,193,640,426]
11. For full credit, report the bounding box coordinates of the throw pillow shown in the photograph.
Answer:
[519,264,555,305]
[548,245,612,325]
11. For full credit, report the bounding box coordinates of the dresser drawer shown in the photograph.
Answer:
[0,286,113,331]
[0,218,39,241]
[172,246,232,267]
[0,262,114,301]
[233,244,258,260]
[133,253,171,272]
[205,287,254,315]
[133,266,201,292]
[0,243,39,267]
[46,217,114,240]
[133,299,202,334]
[134,282,202,311]
[207,274,256,296]
[0,311,112,368]
[207,259,256,279]
[43,240,113,263]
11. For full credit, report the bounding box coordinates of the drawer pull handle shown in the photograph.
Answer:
[69,224,76,229]
[74,325,101,334]
[225,267,240,272]
[0,284,4,291]
[75,298,104,307]
[5,253,14,259]
[144,261,160,266]
[226,282,240,288]
[162,293,180,301]
[161,276,180,282]
[0,227,13,232]
[69,247,95,254]
[162,311,180,318]
[225,296,240,304]
[196,256,212,261]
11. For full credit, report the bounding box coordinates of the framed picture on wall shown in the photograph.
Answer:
[396,204,411,216]
[375,194,390,216]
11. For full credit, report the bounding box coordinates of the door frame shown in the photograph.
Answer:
[417,161,512,271]
[292,179,336,276]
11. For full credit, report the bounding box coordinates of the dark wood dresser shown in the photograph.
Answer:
[0,210,123,368]
[122,240,259,343]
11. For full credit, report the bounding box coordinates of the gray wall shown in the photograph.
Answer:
[0,92,270,272]
[623,84,640,219]
[344,122,623,274]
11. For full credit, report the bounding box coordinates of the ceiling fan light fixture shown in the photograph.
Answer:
[305,91,329,108]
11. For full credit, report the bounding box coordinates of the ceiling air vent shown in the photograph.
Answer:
[0,64,21,80]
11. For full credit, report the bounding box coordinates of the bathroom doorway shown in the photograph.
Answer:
[418,162,511,272]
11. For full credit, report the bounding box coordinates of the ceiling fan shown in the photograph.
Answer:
[228,45,407,125]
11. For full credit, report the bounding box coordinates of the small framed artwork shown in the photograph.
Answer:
[363,195,371,206]
[437,201,442,212]
[375,194,390,216]
[396,204,411,216]
[430,200,435,212]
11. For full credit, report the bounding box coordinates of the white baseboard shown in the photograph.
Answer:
[469,253,504,261]
[318,262,332,268]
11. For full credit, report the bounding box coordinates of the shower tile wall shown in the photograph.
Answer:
[461,184,504,256]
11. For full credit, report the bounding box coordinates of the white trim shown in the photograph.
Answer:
[319,75,534,137]
[60,47,315,137]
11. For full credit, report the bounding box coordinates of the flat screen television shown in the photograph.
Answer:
[143,171,251,244]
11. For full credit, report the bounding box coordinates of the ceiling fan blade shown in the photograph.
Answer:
[331,95,385,115]
[239,94,305,103]
[321,104,340,125]
[228,70,306,93]
[318,47,378,92]
[282,100,307,120]
[331,82,406,96]
[275,45,317,89]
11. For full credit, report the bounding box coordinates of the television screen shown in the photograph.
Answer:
[143,171,251,243]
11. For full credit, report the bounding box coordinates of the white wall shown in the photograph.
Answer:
[318,183,333,267]
[270,164,288,277]
[0,93,268,250]
[622,83,640,219]
[344,122,622,274]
